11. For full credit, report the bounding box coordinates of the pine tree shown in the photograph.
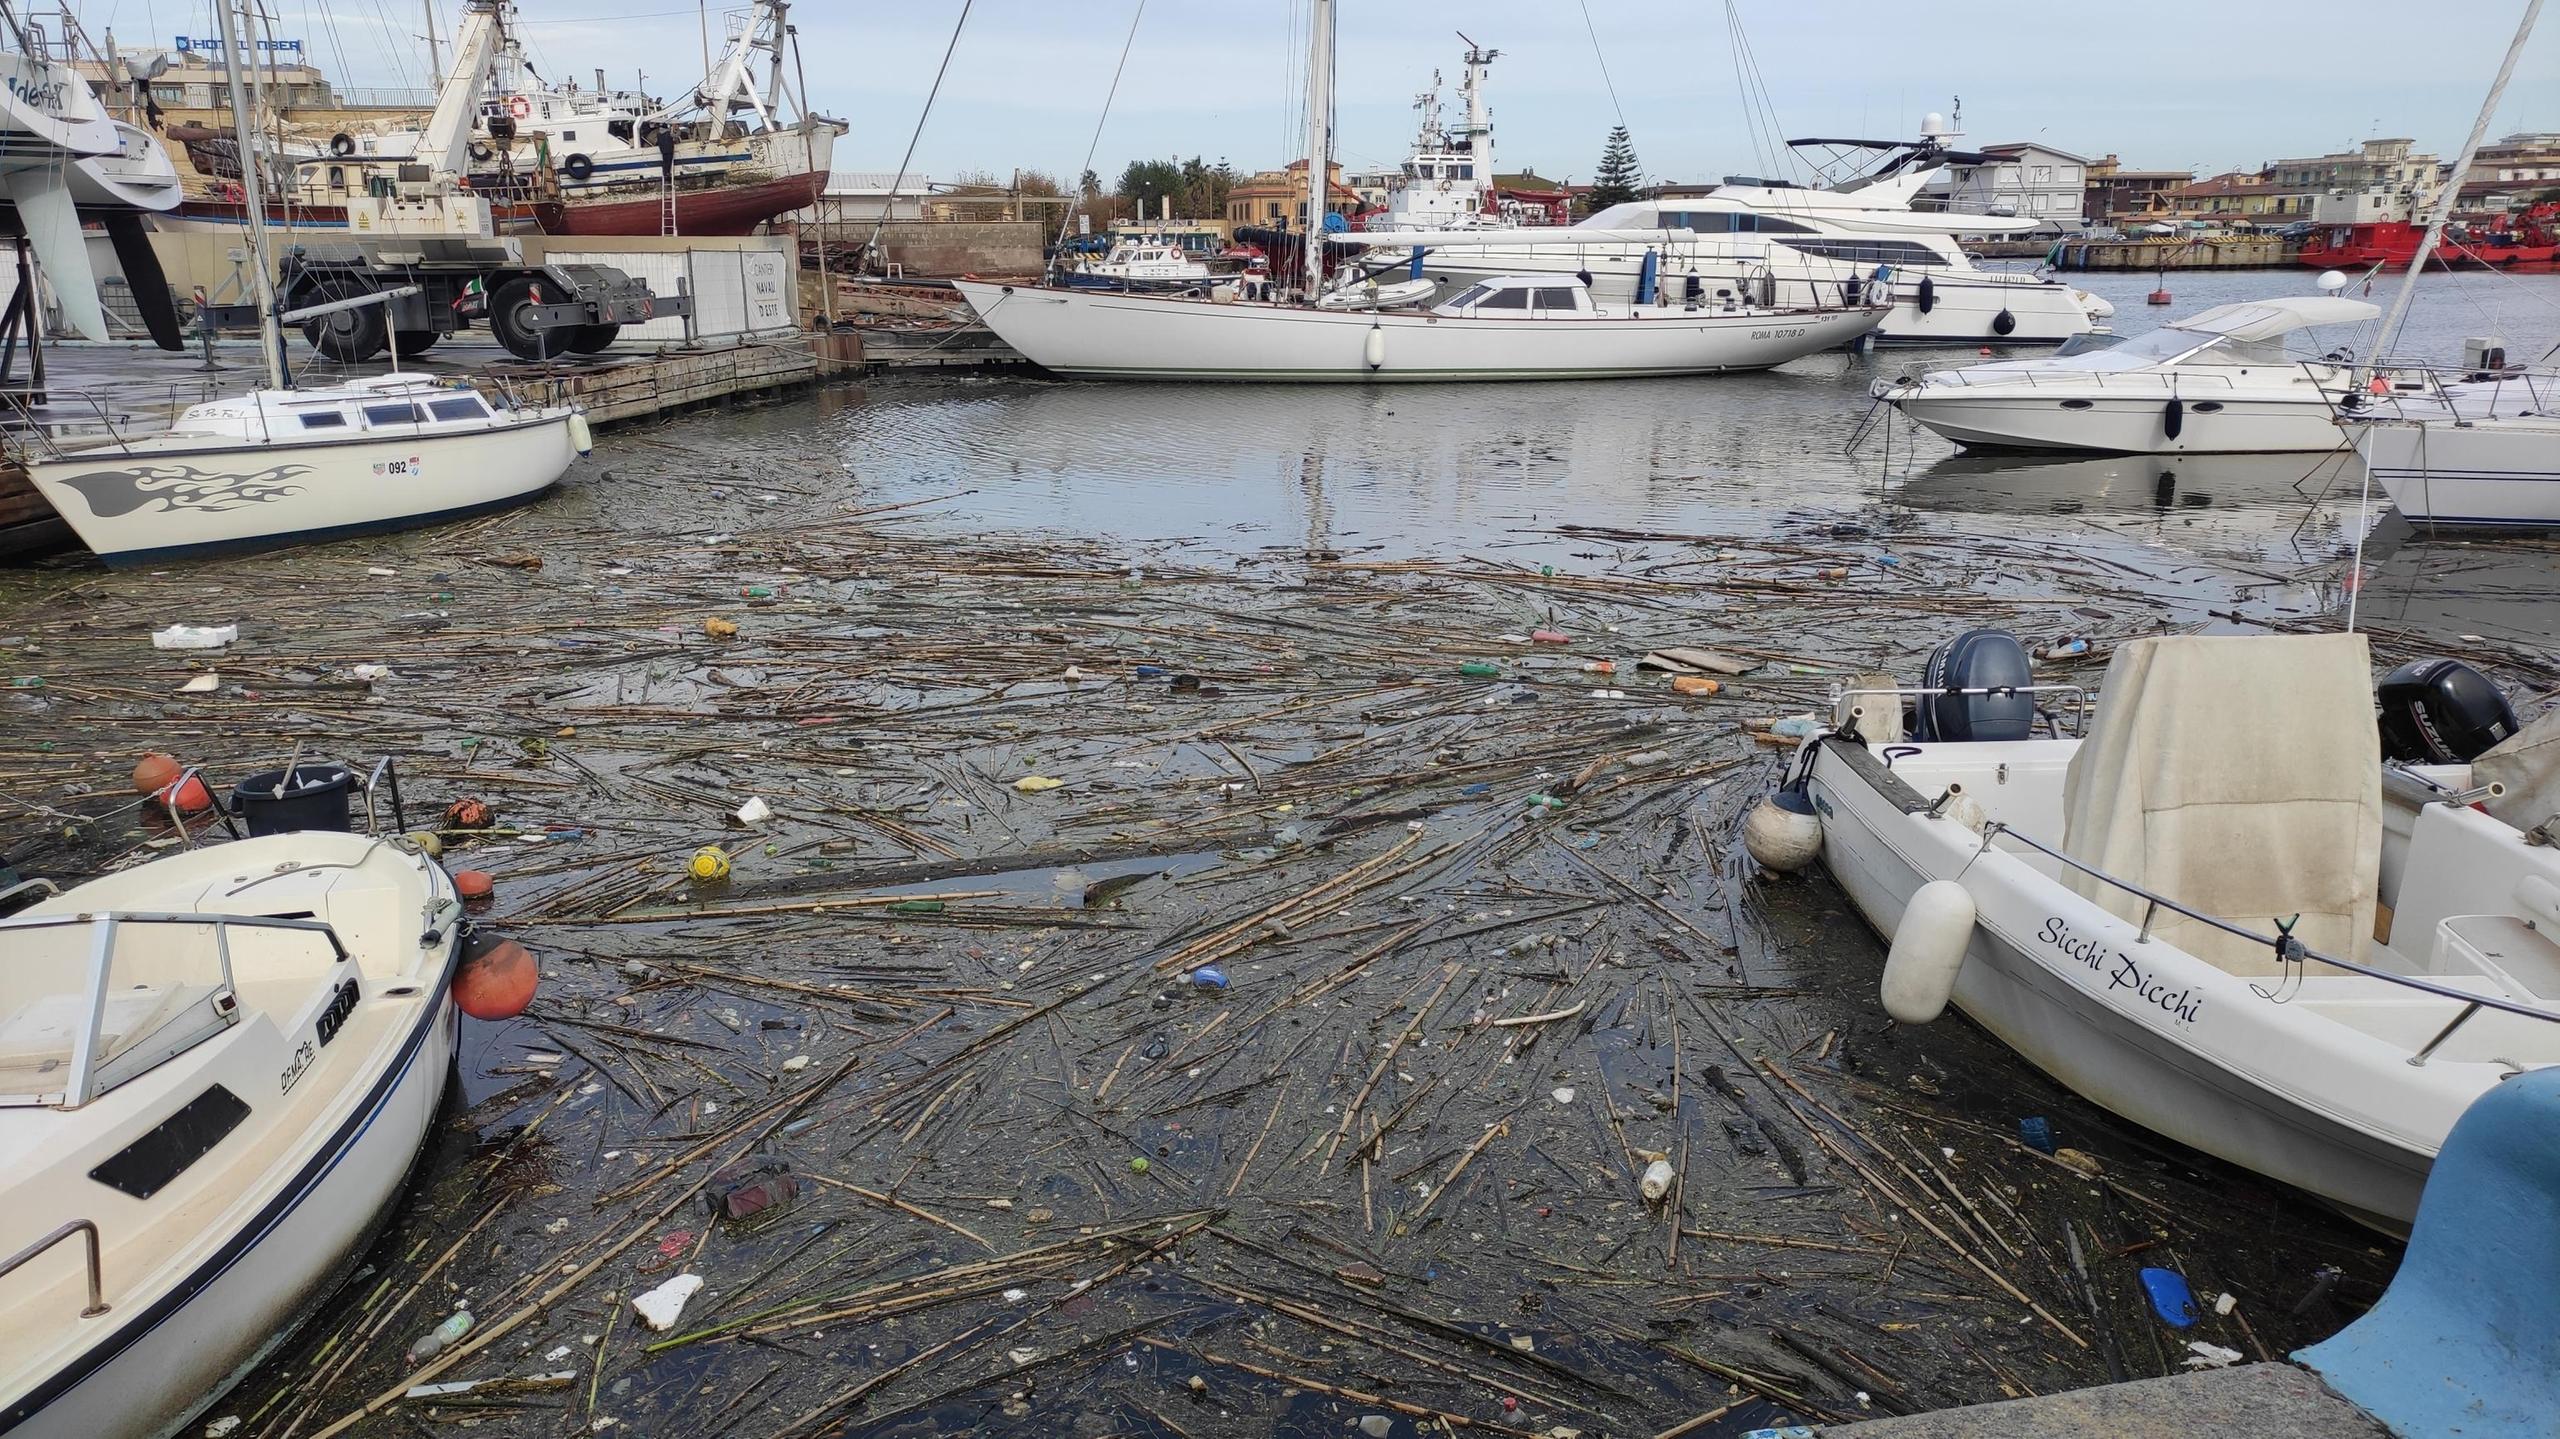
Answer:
[1587,126,1643,210]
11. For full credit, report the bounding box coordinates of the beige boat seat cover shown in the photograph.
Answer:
[2478,705,2560,834]
[2060,634,2380,976]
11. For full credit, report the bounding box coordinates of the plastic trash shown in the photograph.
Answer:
[1190,966,1229,990]
[2140,1266,2200,1328]
[2183,1341,2244,1369]
[152,624,236,650]
[178,674,219,693]
[735,796,772,825]
[1581,660,1616,674]
[1014,775,1065,793]
[689,846,732,881]
[2018,1116,2056,1153]
[1526,793,1565,811]
[1639,1159,1676,1202]
[2044,637,2090,659]
[631,1274,704,1331]
[701,616,739,638]
[1358,1417,1394,1439]
[704,1157,799,1223]
[1134,664,1170,677]
[1458,660,1500,678]
[1670,676,1720,696]
[350,663,393,682]
[1531,629,1569,644]
[406,1310,474,1363]
[1770,714,1821,739]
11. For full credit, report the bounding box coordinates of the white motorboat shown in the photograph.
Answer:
[955,273,1883,383]
[0,827,467,1438]
[1068,239,1217,289]
[28,374,589,565]
[1872,295,2380,453]
[1367,121,2111,347]
[1760,631,2560,1229]
[2331,4,2560,530]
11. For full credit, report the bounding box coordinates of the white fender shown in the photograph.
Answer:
[1882,879,1975,1024]
[1743,790,1822,872]
[1363,325,1385,372]
[568,412,594,456]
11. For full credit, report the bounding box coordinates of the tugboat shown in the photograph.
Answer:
[2299,204,2559,269]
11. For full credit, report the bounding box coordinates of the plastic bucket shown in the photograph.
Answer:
[231,763,356,836]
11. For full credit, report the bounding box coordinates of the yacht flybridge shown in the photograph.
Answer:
[1873,295,2381,454]
[1365,119,2112,347]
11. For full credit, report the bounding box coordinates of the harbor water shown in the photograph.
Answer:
[3,265,2555,1438]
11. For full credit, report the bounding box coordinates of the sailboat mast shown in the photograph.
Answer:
[2372,0,2543,364]
[216,0,287,389]
[1299,0,1333,297]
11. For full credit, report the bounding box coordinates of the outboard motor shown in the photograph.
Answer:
[2377,658,2518,764]
[1912,629,2036,742]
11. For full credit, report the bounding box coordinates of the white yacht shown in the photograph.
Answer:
[2352,366,2560,528]
[0,38,120,341]
[957,272,1883,383]
[1374,121,2111,347]
[1873,295,2380,453]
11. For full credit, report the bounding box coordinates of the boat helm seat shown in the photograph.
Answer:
[2060,634,2382,976]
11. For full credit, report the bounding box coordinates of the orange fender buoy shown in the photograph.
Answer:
[132,752,182,794]
[452,869,496,900]
[454,935,537,1020]
[157,775,213,815]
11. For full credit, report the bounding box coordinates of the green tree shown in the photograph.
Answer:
[1116,159,1186,214]
[1114,157,1233,221]
[1588,125,1643,209]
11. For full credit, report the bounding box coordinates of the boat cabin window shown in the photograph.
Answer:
[1779,237,1949,268]
[297,411,348,430]
[428,396,490,421]
[362,402,427,426]
[1534,287,1583,313]
[1473,288,1530,309]
[1444,284,1491,308]
[1664,211,1814,235]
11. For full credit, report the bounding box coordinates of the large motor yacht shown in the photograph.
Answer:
[1370,117,2112,347]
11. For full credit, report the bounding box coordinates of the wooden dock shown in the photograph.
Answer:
[473,335,838,426]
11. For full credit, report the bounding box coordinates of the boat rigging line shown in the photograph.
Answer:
[1576,0,1626,129]
[1055,0,1147,255]
[864,0,975,273]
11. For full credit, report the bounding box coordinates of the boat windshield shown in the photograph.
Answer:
[0,914,306,1107]
[2039,327,2219,371]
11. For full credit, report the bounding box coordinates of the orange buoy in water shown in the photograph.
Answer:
[132,752,182,794]
[452,869,496,900]
[453,935,537,1020]
[158,775,213,815]
[2147,289,2173,306]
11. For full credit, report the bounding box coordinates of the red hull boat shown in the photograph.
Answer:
[2299,218,2558,270]
[534,170,824,237]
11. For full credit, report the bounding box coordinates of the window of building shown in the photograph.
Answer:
[2031,165,2052,182]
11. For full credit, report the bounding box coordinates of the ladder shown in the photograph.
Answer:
[659,181,679,238]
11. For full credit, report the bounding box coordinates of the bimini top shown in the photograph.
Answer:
[2169,296,2380,342]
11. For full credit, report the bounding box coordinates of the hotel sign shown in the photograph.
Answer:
[173,35,304,54]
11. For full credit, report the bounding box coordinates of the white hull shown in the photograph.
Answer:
[1413,249,2097,346]
[556,122,832,199]
[0,53,121,341]
[2357,417,2560,527]
[66,122,182,214]
[953,281,1883,382]
[12,998,455,1439]
[1806,736,2560,1227]
[30,411,579,566]
[1892,388,2350,454]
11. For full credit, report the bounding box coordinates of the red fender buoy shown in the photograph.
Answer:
[454,935,537,1020]
[158,775,213,815]
[452,869,496,900]
[132,752,182,794]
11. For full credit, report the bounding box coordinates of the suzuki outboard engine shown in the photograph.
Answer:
[1912,629,2037,743]
[2377,658,2517,764]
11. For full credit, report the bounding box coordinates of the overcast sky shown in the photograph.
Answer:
[115,2,2558,185]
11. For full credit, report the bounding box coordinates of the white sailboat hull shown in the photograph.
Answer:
[1805,736,2560,1228]
[953,281,1884,382]
[2357,417,2560,527]
[30,411,580,566]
